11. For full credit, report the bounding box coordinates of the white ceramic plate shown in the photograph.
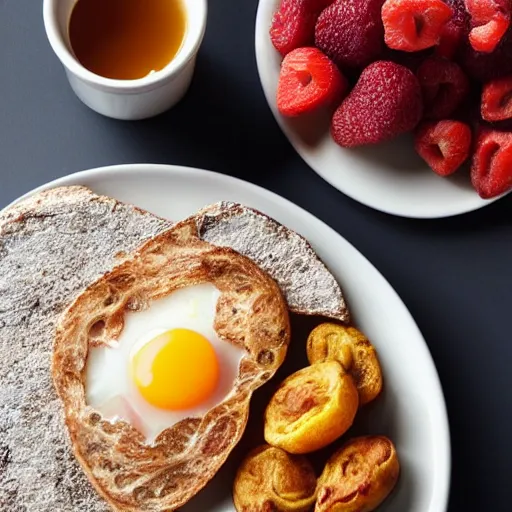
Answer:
[15,164,450,511]
[255,0,507,218]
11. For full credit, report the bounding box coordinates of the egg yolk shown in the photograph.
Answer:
[130,328,220,410]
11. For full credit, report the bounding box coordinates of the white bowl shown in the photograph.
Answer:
[43,0,207,120]
[10,164,451,512]
[255,0,508,218]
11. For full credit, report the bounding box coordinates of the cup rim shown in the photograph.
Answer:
[43,0,207,93]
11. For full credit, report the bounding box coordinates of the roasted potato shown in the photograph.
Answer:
[264,361,359,454]
[315,436,400,512]
[306,323,383,405]
[233,444,317,512]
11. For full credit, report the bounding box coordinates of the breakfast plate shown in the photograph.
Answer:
[254,0,507,219]
[8,164,450,511]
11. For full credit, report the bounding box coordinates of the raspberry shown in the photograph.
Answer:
[414,120,472,175]
[417,57,470,119]
[381,0,454,52]
[277,47,348,116]
[331,61,423,147]
[436,0,470,58]
[465,0,511,53]
[471,128,512,198]
[314,0,385,70]
[459,26,512,82]
[270,0,334,57]
[481,75,512,121]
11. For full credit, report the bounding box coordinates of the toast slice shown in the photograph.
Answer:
[0,186,171,512]
[52,218,290,511]
[191,202,350,323]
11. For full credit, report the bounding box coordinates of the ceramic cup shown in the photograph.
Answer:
[43,0,207,120]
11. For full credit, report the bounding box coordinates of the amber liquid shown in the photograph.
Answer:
[69,0,187,80]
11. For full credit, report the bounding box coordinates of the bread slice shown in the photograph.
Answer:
[0,186,171,512]
[0,186,348,511]
[52,218,291,511]
[191,202,350,323]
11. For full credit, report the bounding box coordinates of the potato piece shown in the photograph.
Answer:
[264,361,359,454]
[233,444,317,512]
[315,436,400,512]
[306,323,383,405]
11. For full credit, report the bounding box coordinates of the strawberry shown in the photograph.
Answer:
[277,47,348,117]
[270,0,334,57]
[381,0,454,52]
[481,75,512,121]
[471,128,512,198]
[417,57,470,119]
[414,120,472,175]
[465,0,511,53]
[331,61,423,147]
[314,0,385,70]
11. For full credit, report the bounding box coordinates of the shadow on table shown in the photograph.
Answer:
[106,53,293,185]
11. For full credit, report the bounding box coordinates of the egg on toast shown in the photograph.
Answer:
[52,218,291,511]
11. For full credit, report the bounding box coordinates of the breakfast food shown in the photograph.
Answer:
[381,0,454,52]
[53,217,291,510]
[416,57,470,119]
[264,361,359,454]
[465,0,510,53]
[315,436,400,512]
[471,128,512,198]
[277,47,348,117]
[0,186,171,511]
[1,184,394,510]
[306,323,383,406]
[270,0,512,198]
[415,120,473,176]
[481,75,512,121]
[270,0,334,56]
[233,445,317,512]
[331,61,423,147]
[191,201,351,323]
[437,0,469,58]
[314,0,385,70]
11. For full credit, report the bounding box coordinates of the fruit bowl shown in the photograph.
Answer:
[255,0,510,218]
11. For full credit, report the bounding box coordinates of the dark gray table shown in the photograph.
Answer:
[1,1,511,510]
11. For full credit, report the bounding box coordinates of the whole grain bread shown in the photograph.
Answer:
[191,202,350,323]
[0,186,171,511]
[53,218,290,511]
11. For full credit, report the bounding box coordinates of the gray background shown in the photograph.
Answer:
[1,0,511,510]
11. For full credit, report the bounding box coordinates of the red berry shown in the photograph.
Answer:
[459,25,512,82]
[417,57,470,119]
[436,0,470,58]
[381,0,454,52]
[414,120,472,175]
[331,61,423,147]
[314,0,385,70]
[277,47,348,117]
[481,75,512,121]
[270,0,334,57]
[465,0,511,53]
[471,128,512,198]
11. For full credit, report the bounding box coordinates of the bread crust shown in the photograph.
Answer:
[191,202,350,323]
[52,219,291,511]
[0,185,171,512]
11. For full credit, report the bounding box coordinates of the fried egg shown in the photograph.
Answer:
[85,283,245,442]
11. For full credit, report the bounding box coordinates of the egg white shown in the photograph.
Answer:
[85,283,245,443]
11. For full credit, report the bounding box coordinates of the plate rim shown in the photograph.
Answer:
[4,163,451,511]
[254,0,507,219]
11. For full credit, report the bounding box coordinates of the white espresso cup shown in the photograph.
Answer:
[43,0,207,120]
